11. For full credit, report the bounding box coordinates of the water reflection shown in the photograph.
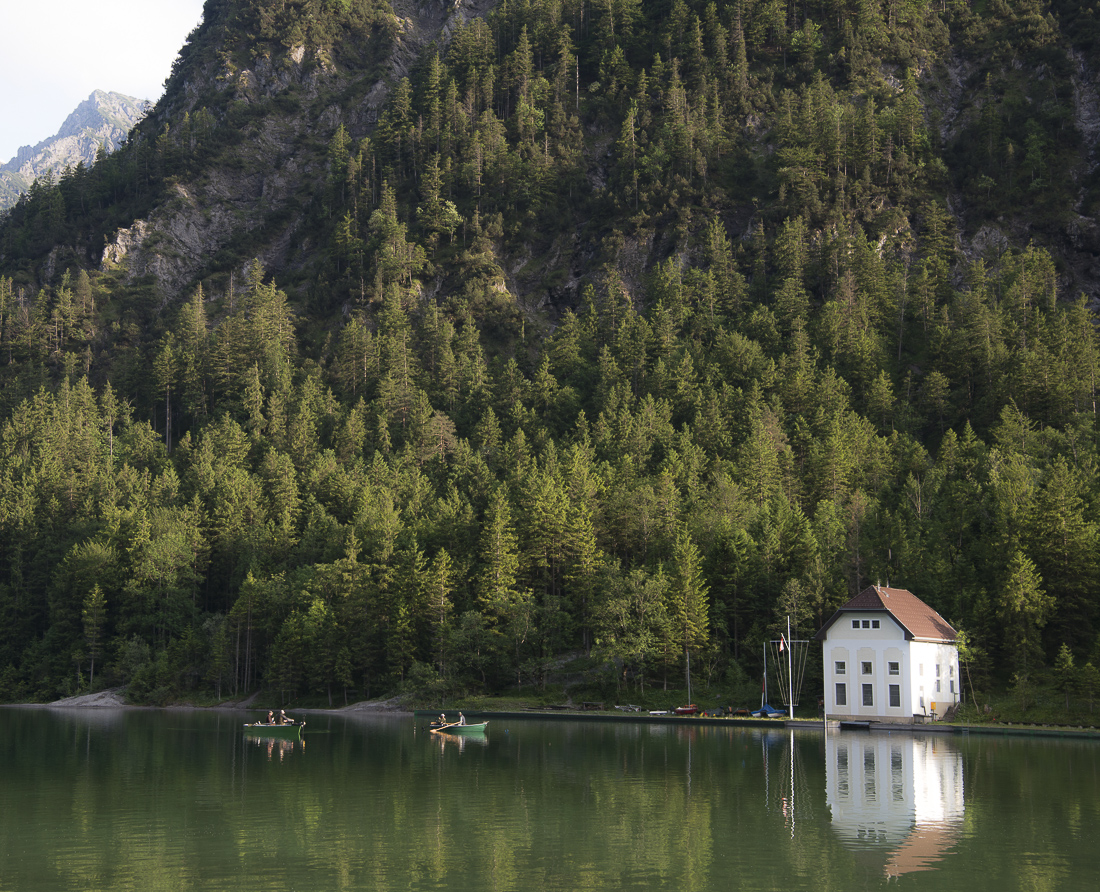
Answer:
[42,705,128,730]
[246,735,305,760]
[433,731,489,754]
[761,730,817,837]
[6,709,1100,890]
[825,731,964,877]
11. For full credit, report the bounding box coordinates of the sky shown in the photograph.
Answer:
[0,1,208,163]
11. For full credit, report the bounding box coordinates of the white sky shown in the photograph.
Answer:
[0,1,207,163]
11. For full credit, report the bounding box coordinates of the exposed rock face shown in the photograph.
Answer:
[101,0,503,301]
[101,48,335,298]
[0,91,148,211]
[50,687,129,708]
[101,219,153,268]
[1070,49,1100,172]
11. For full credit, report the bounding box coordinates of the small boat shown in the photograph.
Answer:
[243,721,304,739]
[429,720,488,735]
[674,704,699,715]
[751,704,787,718]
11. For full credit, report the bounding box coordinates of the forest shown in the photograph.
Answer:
[0,0,1098,708]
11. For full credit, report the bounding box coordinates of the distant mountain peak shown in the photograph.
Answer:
[0,90,148,211]
[53,90,151,142]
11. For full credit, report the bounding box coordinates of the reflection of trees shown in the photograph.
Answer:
[3,713,1099,889]
[0,715,839,889]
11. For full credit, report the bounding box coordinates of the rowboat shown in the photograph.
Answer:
[839,720,871,731]
[243,721,304,739]
[429,720,488,735]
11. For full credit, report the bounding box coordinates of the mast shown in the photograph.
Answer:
[762,642,768,708]
[686,649,692,705]
[787,615,794,718]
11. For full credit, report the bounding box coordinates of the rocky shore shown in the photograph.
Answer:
[32,688,411,713]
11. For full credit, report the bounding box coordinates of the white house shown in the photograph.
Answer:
[816,586,960,722]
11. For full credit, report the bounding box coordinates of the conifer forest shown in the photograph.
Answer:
[1,0,1099,706]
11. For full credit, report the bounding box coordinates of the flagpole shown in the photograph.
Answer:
[787,615,794,719]
[788,615,796,834]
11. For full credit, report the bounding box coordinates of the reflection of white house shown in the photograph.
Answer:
[816,586,960,722]
[825,733,965,877]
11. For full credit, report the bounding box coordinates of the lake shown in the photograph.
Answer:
[1,707,1097,890]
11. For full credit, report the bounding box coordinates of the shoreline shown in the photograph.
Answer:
[10,694,1099,740]
[415,708,1100,741]
[5,688,413,715]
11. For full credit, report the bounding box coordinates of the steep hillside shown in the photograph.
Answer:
[0,91,147,212]
[0,0,1097,709]
[96,0,502,298]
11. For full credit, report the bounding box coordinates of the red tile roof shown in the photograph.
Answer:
[815,586,957,642]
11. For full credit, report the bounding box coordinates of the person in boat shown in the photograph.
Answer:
[458,712,466,725]
[278,709,293,725]
[266,710,275,725]
[438,713,446,726]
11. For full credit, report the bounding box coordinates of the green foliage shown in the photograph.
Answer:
[1,0,1099,706]
[1053,642,1076,709]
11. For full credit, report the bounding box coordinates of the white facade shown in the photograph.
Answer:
[822,612,960,721]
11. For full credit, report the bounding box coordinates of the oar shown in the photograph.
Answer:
[429,721,461,733]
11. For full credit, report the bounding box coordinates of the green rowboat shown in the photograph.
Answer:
[429,721,488,735]
[243,722,304,739]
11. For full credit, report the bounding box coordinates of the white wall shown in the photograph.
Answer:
[908,642,961,718]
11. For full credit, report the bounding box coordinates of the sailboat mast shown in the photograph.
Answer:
[762,643,767,709]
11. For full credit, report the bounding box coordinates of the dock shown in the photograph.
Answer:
[413,709,1100,740]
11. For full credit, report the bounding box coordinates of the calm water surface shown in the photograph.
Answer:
[1,707,1097,890]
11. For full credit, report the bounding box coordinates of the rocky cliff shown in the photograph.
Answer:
[98,0,501,301]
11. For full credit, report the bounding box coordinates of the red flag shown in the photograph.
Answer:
[779,634,786,653]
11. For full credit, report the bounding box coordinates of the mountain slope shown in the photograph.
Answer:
[0,0,1098,707]
[100,0,501,297]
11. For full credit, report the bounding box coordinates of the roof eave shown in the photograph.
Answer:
[815,607,913,641]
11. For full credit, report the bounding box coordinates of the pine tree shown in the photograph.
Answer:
[82,584,107,687]
[1053,643,1076,710]
[1000,550,1052,675]
[668,527,710,700]
[427,549,455,676]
